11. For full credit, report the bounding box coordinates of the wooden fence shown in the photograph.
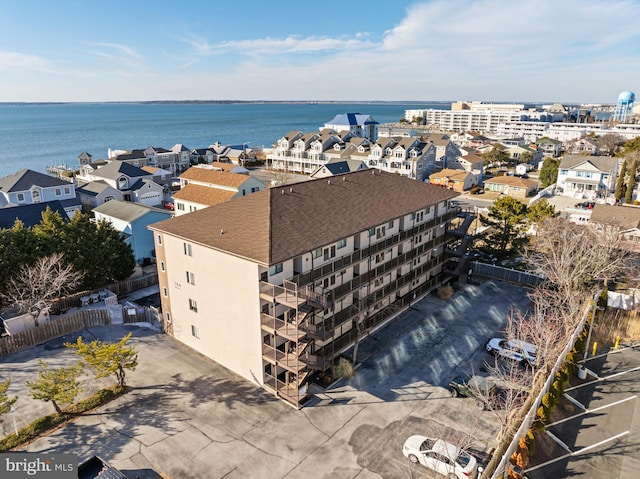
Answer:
[51,273,159,314]
[0,309,110,356]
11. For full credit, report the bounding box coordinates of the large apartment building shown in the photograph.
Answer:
[149,170,468,407]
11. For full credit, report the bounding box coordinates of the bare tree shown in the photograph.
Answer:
[596,133,625,156]
[0,253,83,327]
[524,217,630,327]
[267,167,296,187]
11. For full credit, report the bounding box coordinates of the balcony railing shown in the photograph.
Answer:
[290,209,459,287]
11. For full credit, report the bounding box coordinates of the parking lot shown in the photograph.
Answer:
[2,280,532,479]
[525,345,640,479]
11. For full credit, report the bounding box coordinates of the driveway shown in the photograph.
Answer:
[2,280,532,479]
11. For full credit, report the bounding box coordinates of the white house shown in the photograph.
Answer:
[556,155,618,200]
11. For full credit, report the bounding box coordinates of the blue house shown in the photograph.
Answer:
[92,200,173,263]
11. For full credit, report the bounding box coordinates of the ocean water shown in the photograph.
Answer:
[0,102,449,178]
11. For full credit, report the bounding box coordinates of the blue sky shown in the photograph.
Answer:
[1,0,639,103]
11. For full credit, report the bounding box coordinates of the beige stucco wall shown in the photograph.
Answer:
[160,234,264,386]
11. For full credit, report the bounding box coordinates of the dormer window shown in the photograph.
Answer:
[117,177,129,189]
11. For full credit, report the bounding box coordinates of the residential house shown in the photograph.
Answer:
[207,162,250,174]
[149,170,465,407]
[310,159,368,178]
[77,161,164,206]
[174,166,266,215]
[172,185,237,215]
[93,200,173,263]
[483,176,538,199]
[589,204,640,246]
[269,131,437,180]
[141,166,173,188]
[503,145,543,164]
[567,137,599,156]
[76,181,123,210]
[536,138,563,157]
[323,113,379,141]
[423,133,462,167]
[556,155,618,199]
[429,169,477,192]
[0,169,76,209]
[446,153,485,182]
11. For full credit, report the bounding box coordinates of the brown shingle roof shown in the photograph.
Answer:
[151,170,458,265]
[179,168,250,188]
[589,204,640,230]
[429,169,471,181]
[172,184,237,206]
[484,176,537,188]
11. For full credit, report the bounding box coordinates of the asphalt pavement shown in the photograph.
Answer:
[1,280,532,479]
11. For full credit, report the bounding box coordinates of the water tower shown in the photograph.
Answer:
[613,90,635,122]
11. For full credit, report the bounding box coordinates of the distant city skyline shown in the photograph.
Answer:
[1,0,638,104]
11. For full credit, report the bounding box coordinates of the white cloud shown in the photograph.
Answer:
[0,51,58,73]
[89,42,141,59]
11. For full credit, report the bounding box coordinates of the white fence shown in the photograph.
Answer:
[471,262,545,287]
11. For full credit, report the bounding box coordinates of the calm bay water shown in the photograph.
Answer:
[0,102,449,178]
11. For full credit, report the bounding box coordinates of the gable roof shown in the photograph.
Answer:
[180,168,254,188]
[589,204,640,231]
[559,155,618,172]
[150,169,458,265]
[0,169,69,193]
[92,161,152,180]
[325,113,379,126]
[93,200,171,223]
[172,184,237,206]
[76,180,117,197]
[429,169,472,181]
[484,176,538,188]
[0,201,68,229]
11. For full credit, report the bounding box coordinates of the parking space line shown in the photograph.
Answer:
[546,395,637,427]
[573,430,629,455]
[601,365,640,381]
[565,365,640,393]
[525,452,572,473]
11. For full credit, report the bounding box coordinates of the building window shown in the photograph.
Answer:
[157,234,162,245]
[337,238,347,249]
[165,312,171,323]
[184,242,192,256]
[269,263,283,275]
[55,187,62,196]
[191,325,200,338]
[17,193,25,202]
[186,271,195,285]
[409,212,415,221]
[324,246,336,260]
[189,298,198,312]
[177,203,185,211]
[160,261,165,272]
[388,219,394,229]
[312,247,322,259]
[376,226,386,239]
[64,186,71,195]
[368,227,375,237]
[425,206,431,214]
[163,287,168,297]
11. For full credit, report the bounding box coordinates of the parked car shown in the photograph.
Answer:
[163,201,175,210]
[402,436,480,479]
[486,338,537,367]
[574,201,595,209]
[448,375,497,410]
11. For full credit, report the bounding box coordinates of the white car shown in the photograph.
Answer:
[486,338,537,367]
[402,435,479,479]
